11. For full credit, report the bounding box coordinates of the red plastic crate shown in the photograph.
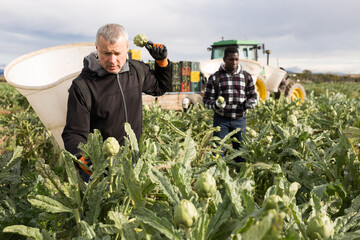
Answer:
[181,82,191,92]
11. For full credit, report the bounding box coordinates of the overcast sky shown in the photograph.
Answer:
[1,0,359,74]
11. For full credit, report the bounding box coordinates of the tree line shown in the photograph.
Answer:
[295,70,360,83]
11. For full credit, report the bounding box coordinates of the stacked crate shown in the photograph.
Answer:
[180,61,191,92]
[171,62,182,92]
[146,60,155,70]
[147,60,202,93]
[128,49,141,60]
[190,62,201,92]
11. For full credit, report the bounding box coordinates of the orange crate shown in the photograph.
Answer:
[181,67,191,76]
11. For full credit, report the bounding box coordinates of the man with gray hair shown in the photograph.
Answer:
[62,23,172,181]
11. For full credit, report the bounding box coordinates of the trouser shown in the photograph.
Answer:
[213,114,246,162]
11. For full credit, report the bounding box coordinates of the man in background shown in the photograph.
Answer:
[203,46,257,162]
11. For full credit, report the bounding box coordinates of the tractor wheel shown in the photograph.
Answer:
[285,82,306,102]
[255,76,268,101]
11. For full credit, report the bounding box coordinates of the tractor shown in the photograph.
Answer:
[203,39,306,102]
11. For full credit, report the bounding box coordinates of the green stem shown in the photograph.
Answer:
[290,206,309,240]
[140,222,151,240]
[122,197,131,214]
[109,156,114,193]
[160,145,174,162]
[185,229,192,240]
[161,118,186,137]
[202,198,209,213]
[73,209,82,236]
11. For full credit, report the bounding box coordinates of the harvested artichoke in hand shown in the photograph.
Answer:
[133,34,148,47]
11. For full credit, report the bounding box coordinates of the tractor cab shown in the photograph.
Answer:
[205,39,269,100]
[204,39,306,102]
[208,39,265,61]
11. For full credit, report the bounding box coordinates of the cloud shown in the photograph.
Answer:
[1,0,359,74]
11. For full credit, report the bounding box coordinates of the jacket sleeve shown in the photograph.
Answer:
[245,73,258,109]
[142,60,172,96]
[61,83,90,158]
[202,74,217,110]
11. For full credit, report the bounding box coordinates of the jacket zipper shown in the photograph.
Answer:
[116,74,128,123]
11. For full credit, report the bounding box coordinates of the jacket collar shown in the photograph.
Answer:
[220,63,242,75]
[84,51,130,77]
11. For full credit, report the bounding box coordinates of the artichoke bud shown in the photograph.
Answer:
[263,195,283,211]
[174,199,198,229]
[143,104,151,111]
[248,129,258,138]
[194,172,217,198]
[103,137,120,157]
[133,34,148,47]
[306,213,334,240]
[263,135,273,145]
[217,96,225,103]
[288,115,298,126]
[353,160,359,170]
[149,124,160,134]
[332,109,337,117]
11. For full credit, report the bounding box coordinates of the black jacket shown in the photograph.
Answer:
[62,52,171,157]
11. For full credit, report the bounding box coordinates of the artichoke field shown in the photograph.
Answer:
[2,90,360,239]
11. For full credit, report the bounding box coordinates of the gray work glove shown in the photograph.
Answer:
[245,98,257,109]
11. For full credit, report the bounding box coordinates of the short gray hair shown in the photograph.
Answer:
[96,23,128,44]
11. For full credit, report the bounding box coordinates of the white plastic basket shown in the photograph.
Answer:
[5,43,96,148]
[264,65,286,92]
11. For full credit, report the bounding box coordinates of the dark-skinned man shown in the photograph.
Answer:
[203,46,257,163]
